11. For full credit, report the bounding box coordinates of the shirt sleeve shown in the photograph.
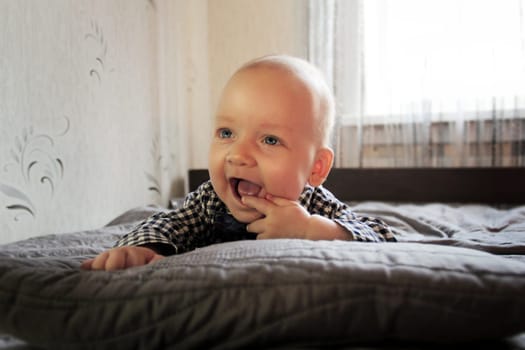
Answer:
[307,187,396,242]
[114,183,212,254]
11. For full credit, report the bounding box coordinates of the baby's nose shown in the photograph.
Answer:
[226,142,256,166]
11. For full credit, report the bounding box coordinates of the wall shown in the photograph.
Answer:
[0,0,198,243]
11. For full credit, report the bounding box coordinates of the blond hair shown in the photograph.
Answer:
[235,55,335,147]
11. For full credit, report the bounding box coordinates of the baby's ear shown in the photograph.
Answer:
[308,147,334,187]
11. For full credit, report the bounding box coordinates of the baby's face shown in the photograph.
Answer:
[208,67,320,223]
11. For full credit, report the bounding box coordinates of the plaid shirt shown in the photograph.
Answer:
[116,180,396,254]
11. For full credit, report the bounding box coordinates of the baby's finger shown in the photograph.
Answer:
[148,254,165,264]
[241,195,272,215]
[264,194,296,207]
[246,219,265,234]
[125,250,145,268]
[90,252,110,271]
[80,259,94,270]
[105,251,127,271]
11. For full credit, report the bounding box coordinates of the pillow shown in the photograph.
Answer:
[0,239,524,349]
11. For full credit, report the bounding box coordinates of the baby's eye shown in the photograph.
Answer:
[218,128,233,139]
[263,135,280,146]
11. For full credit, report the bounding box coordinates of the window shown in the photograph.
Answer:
[309,0,525,167]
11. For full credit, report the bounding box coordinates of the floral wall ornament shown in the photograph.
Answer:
[145,137,161,196]
[0,116,70,221]
[145,172,161,195]
[144,134,179,204]
[85,20,112,83]
[0,184,35,220]
[147,0,156,11]
[1,1,181,243]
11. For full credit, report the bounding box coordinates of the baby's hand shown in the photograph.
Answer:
[242,194,312,239]
[81,246,164,271]
[242,194,350,241]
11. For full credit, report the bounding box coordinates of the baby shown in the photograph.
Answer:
[82,55,395,271]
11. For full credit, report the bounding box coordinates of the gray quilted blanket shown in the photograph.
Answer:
[1,204,525,349]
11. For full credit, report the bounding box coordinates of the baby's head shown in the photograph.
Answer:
[237,55,335,147]
[208,54,335,223]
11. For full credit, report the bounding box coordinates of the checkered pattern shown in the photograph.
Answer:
[299,185,396,242]
[115,180,396,254]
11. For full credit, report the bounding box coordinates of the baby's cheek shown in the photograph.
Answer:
[263,162,308,199]
[268,183,304,201]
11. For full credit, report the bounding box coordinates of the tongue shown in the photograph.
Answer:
[237,180,262,196]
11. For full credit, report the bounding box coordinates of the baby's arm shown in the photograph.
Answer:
[82,182,214,271]
[242,194,350,240]
[242,189,395,242]
[81,213,179,271]
[81,245,164,271]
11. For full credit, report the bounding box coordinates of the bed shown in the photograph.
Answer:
[1,167,524,349]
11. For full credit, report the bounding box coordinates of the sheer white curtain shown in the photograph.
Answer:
[309,0,525,167]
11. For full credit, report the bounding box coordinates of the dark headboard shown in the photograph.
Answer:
[188,167,525,204]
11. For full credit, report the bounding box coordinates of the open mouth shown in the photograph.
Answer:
[230,178,262,200]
